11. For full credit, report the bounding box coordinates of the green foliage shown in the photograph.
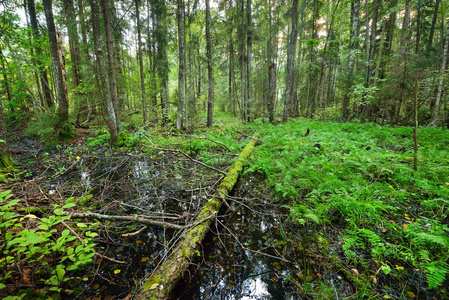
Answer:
[26,112,75,146]
[247,119,449,290]
[0,191,96,297]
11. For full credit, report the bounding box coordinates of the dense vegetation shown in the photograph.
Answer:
[1,0,449,298]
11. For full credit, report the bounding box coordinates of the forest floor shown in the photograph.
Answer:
[1,116,449,299]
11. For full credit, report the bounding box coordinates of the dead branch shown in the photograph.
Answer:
[63,211,185,230]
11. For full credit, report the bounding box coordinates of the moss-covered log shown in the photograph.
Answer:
[136,132,258,300]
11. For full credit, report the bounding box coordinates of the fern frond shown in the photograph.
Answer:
[425,260,449,289]
[417,233,449,248]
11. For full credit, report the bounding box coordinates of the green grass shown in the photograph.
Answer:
[247,118,449,296]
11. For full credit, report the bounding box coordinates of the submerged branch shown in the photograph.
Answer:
[136,132,259,300]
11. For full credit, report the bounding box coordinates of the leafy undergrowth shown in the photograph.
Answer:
[1,122,251,299]
[247,119,449,298]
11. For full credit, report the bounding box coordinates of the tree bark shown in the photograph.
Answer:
[136,133,259,300]
[153,0,169,125]
[135,0,147,125]
[413,81,418,171]
[176,0,186,131]
[343,0,360,120]
[0,96,12,169]
[396,0,411,124]
[283,0,299,122]
[63,212,184,230]
[428,0,440,50]
[27,0,53,108]
[43,0,69,123]
[63,0,82,88]
[246,0,252,122]
[0,47,12,169]
[90,0,118,143]
[101,0,121,134]
[267,0,275,123]
[205,0,214,127]
[430,23,449,126]
[240,0,246,122]
[0,48,12,103]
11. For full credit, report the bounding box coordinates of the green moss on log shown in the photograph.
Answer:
[136,132,258,300]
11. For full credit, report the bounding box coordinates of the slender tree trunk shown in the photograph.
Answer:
[205,0,214,127]
[176,0,186,131]
[283,0,299,122]
[246,0,252,122]
[63,0,82,88]
[381,0,397,79]
[0,47,12,103]
[0,94,12,169]
[153,0,169,125]
[430,23,449,126]
[267,0,275,123]
[43,0,69,123]
[229,27,236,116]
[413,81,418,171]
[101,0,121,133]
[27,0,53,108]
[415,1,421,54]
[396,0,411,124]
[90,0,118,143]
[135,0,147,124]
[428,0,440,50]
[240,0,246,122]
[343,0,360,119]
[23,1,45,109]
[373,20,386,87]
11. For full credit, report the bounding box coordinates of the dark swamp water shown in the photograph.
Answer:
[10,138,436,299]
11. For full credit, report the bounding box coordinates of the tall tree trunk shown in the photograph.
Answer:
[205,0,214,127]
[396,0,411,124]
[23,1,45,109]
[430,23,449,125]
[343,0,360,119]
[176,0,186,131]
[283,0,299,122]
[27,0,53,108]
[229,25,235,116]
[373,20,386,87]
[427,0,440,50]
[63,0,82,88]
[101,0,121,133]
[90,0,118,143]
[153,0,169,125]
[362,0,379,117]
[43,0,69,123]
[267,0,275,123]
[135,0,147,124]
[381,0,397,79]
[246,0,252,122]
[415,1,421,53]
[240,0,246,122]
[0,45,12,104]
[0,94,12,169]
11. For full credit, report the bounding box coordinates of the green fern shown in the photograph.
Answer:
[416,232,449,248]
[425,260,449,289]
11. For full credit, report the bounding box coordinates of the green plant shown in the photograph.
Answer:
[0,191,96,297]
[26,112,75,146]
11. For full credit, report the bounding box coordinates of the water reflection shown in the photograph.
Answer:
[80,169,91,188]
[175,206,299,299]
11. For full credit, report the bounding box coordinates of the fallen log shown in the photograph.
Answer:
[62,212,184,230]
[136,132,259,300]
